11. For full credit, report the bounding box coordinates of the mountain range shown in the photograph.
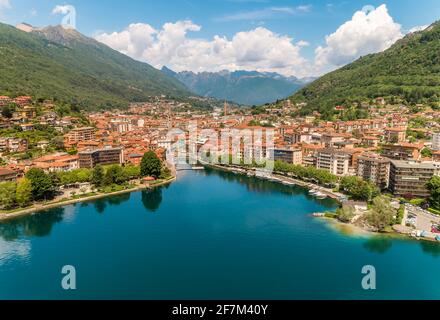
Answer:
[0,23,190,109]
[2,19,439,114]
[289,21,440,118]
[162,68,312,106]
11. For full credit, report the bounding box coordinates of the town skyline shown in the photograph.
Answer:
[1,0,440,304]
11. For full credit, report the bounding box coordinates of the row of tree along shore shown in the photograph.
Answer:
[0,151,172,216]
[207,160,440,236]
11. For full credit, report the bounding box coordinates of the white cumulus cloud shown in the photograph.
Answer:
[408,25,429,33]
[314,4,403,71]
[52,4,73,15]
[95,4,421,78]
[95,21,311,77]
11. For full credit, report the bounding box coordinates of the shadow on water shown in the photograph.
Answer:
[142,188,163,213]
[94,199,107,214]
[107,193,131,206]
[0,207,65,241]
[420,241,440,258]
[363,237,393,254]
[203,167,337,208]
[93,193,132,214]
[80,202,90,208]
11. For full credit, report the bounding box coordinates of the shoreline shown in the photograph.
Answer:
[205,163,440,244]
[204,163,345,202]
[0,176,176,222]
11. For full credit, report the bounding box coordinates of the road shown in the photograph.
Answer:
[406,204,440,233]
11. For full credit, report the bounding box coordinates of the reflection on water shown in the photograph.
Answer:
[62,205,77,224]
[0,237,31,265]
[93,193,131,214]
[107,193,131,206]
[363,237,393,254]
[420,241,440,258]
[1,169,440,299]
[203,167,336,207]
[94,199,107,214]
[0,207,66,241]
[0,208,67,265]
[142,188,163,213]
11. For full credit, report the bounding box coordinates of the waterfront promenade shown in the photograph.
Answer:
[0,176,176,222]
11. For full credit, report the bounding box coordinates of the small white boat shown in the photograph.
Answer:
[312,213,325,217]
[316,193,328,200]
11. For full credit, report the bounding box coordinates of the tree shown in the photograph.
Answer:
[51,136,66,150]
[26,168,56,201]
[366,196,396,231]
[427,176,440,210]
[123,165,141,180]
[0,182,17,209]
[140,151,162,179]
[91,165,104,187]
[340,176,359,192]
[1,105,13,119]
[421,148,433,158]
[75,169,92,183]
[160,166,172,179]
[16,178,33,207]
[336,205,355,223]
[340,176,380,201]
[103,165,126,186]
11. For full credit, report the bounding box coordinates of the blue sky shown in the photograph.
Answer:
[1,0,439,77]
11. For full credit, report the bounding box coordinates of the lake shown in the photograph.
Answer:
[1,168,440,300]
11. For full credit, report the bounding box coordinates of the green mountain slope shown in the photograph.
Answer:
[290,21,440,117]
[0,23,190,109]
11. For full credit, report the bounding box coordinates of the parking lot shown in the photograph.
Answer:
[406,204,440,233]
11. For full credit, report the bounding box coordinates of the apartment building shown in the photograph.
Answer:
[433,132,440,151]
[384,127,406,143]
[13,96,32,107]
[357,153,390,190]
[0,138,28,153]
[272,148,303,165]
[65,127,96,145]
[321,133,346,148]
[361,136,380,148]
[0,168,17,182]
[315,148,352,176]
[110,119,132,133]
[0,96,12,107]
[381,143,423,160]
[288,131,312,144]
[78,147,124,169]
[389,160,438,198]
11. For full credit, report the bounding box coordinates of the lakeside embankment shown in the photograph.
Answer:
[0,176,176,222]
[204,163,345,201]
[205,163,440,243]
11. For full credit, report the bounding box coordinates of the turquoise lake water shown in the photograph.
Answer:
[1,168,440,300]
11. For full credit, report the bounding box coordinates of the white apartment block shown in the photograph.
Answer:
[316,148,351,176]
[433,132,440,151]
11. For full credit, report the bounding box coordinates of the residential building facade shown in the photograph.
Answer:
[316,148,352,176]
[272,148,303,165]
[78,147,124,169]
[357,153,390,190]
[389,160,438,198]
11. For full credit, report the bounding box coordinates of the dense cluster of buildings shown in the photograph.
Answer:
[0,95,439,200]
